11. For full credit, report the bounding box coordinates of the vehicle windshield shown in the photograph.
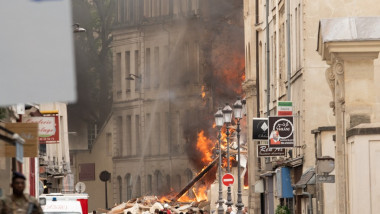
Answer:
[44,212,81,214]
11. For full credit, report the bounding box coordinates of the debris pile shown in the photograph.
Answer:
[105,196,210,214]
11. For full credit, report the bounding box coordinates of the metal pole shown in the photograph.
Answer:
[226,125,233,206]
[218,128,225,214]
[286,0,291,100]
[105,181,108,209]
[266,0,270,117]
[236,119,244,214]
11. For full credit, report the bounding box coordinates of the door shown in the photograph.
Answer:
[369,140,380,213]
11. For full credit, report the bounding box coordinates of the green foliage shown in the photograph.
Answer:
[0,108,6,120]
[275,205,290,214]
[70,0,115,125]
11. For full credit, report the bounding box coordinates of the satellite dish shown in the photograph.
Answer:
[75,182,86,193]
[39,181,44,195]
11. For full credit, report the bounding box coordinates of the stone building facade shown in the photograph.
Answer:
[244,0,380,213]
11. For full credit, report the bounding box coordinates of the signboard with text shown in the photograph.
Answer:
[22,116,60,143]
[257,145,286,157]
[268,116,294,147]
[278,101,293,116]
[1,123,39,157]
[252,118,269,140]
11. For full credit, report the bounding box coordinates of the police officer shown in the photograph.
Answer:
[0,172,43,214]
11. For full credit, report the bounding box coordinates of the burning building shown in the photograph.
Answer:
[110,0,244,206]
[70,0,245,211]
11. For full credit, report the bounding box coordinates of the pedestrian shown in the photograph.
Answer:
[0,172,44,214]
[242,207,248,214]
[226,206,235,214]
[162,203,171,214]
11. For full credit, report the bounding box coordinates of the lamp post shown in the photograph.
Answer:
[215,108,225,214]
[222,103,233,207]
[233,97,245,214]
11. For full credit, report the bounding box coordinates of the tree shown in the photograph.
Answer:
[69,0,115,131]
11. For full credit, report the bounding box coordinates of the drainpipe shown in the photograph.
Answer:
[286,0,291,100]
[302,191,313,214]
[266,0,270,117]
[255,0,260,117]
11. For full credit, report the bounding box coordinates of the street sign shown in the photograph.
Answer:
[16,142,23,163]
[252,118,269,140]
[222,173,234,186]
[278,101,293,116]
[1,123,38,158]
[257,145,286,157]
[316,175,335,183]
[268,116,294,147]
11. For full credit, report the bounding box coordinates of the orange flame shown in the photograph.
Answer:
[201,86,206,98]
[196,131,214,164]
[193,185,208,202]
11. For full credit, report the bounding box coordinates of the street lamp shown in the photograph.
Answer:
[233,97,244,214]
[214,108,225,214]
[222,103,233,206]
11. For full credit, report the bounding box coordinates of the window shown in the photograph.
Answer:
[106,133,112,156]
[125,51,131,92]
[127,0,134,22]
[79,163,95,181]
[154,47,160,88]
[118,0,125,23]
[185,169,193,197]
[117,116,123,156]
[125,174,132,200]
[117,176,122,203]
[87,120,98,148]
[145,48,151,89]
[135,50,140,91]
[135,176,141,198]
[126,115,132,156]
[116,53,122,96]
[136,115,141,154]
[147,174,152,194]
[176,175,181,192]
[155,112,161,155]
[155,170,163,195]
[166,175,171,190]
[146,113,152,155]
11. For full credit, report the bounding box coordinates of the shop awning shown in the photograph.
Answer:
[293,168,315,189]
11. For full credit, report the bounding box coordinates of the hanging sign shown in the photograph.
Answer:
[22,116,60,143]
[278,101,293,116]
[252,118,269,140]
[268,116,294,147]
[257,145,286,157]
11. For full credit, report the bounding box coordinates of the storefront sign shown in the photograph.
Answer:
[257,145,286,157]
[22,116,60,143]
[278,101,293,115]
[316,175,335,183]
[2,123,39,157]
[252,118,269,140]
[268,116,294,147]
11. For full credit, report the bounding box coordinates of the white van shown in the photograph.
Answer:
[39,193,89,214]
[41,200,83,214]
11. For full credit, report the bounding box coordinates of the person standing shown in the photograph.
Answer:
[162,203,172,214]
[0,172,43,214]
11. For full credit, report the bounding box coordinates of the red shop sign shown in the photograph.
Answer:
[22,116,60,143]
